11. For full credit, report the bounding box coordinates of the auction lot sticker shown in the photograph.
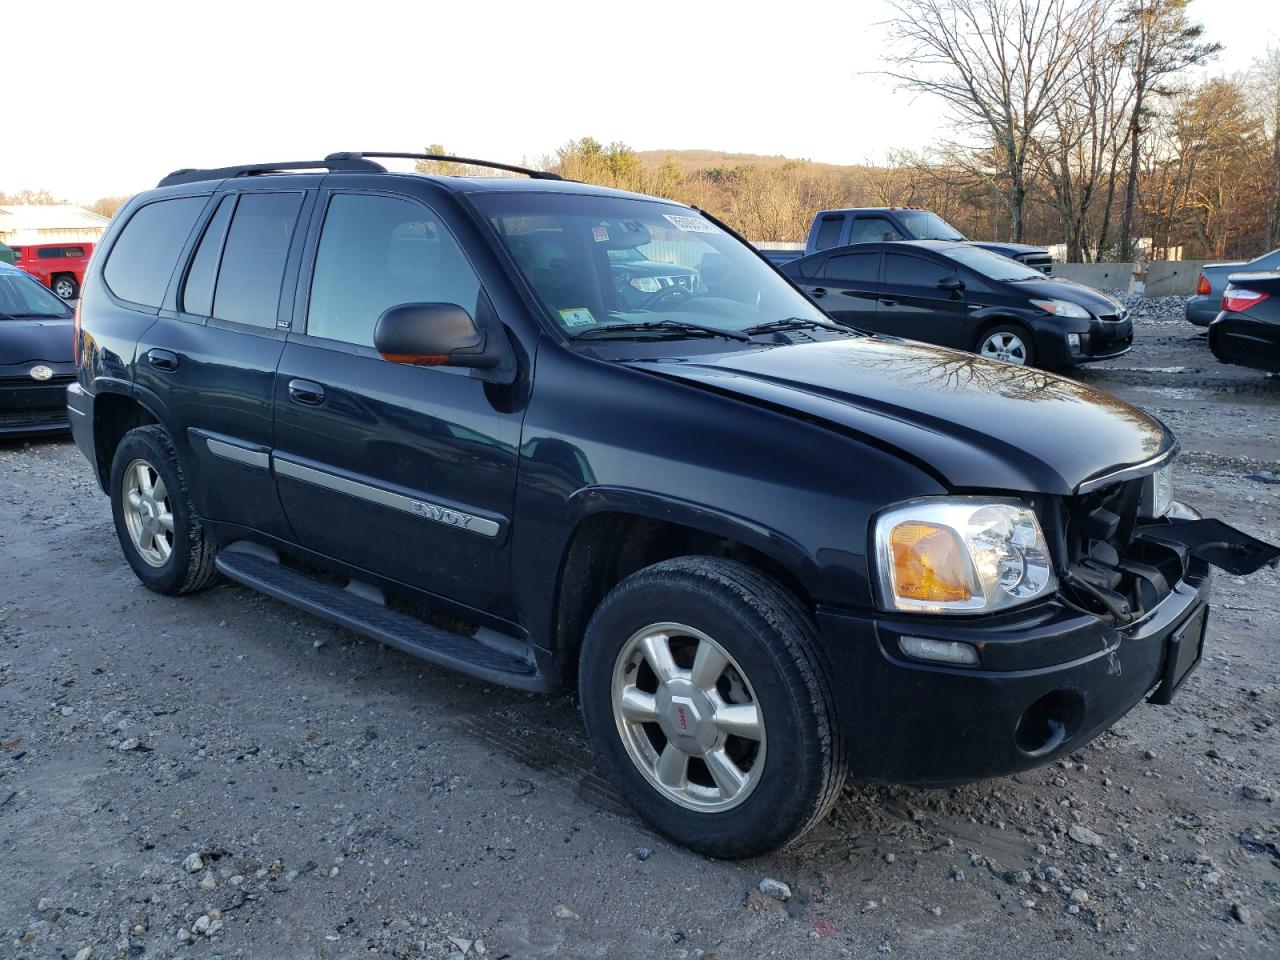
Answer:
[663,214,720,234]
[559,307,597,327]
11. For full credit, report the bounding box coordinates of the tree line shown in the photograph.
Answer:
[540,3,1276,262]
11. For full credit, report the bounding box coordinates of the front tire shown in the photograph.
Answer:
[579,557,845,859]
[109,425,218,595]
[976,324,1035,366]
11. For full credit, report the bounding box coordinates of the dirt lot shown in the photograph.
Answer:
[2,303,1278,960]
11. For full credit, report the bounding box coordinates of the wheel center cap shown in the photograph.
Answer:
[655,679,717,751]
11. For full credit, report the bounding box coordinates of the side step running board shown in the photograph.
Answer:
[215,546,552,692]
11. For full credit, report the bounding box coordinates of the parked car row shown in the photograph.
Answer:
[1186,247,1280,327]
[761,207,1053,274]
[2,242,96,300]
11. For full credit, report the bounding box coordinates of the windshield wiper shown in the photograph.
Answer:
[742,317,854,336]
[570,320,752,343]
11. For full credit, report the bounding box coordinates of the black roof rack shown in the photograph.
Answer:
[158,156,387,188]
[326,151,564,181]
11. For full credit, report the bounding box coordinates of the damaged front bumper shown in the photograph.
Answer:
[818,511,1277,786]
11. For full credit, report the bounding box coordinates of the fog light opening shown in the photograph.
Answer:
[899,636,979,666]
[1015,690,1084,757]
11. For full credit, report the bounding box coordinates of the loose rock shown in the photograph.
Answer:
[757,878,791,901]
[1068,824,1104,847]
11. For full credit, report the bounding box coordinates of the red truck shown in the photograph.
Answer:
[12,242,95,300]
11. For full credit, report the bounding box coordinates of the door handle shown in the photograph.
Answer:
[879,298,898,307]
[810,287,827,298]
[288,379,326,406]
[146,348,179,372]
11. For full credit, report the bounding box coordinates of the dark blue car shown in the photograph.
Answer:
[0,261,75,436]
[67,152,1277,858]
[782,241,1132,368]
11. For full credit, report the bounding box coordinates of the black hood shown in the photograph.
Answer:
[972,241,1049,258]
[632,338,1171,495]
[0,319,75,365]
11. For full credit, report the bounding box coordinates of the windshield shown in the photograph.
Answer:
[475,193,830,336]
[0,270,73,319]
[897,210,965,241]
[946,246,1045,282]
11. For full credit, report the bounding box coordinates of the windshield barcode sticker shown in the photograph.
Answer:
[663,214,720,234]
[559,307,597,327]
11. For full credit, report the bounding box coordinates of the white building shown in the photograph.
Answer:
[0,205,111,246]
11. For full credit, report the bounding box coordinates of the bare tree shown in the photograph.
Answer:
[1037,0,1131,260]
[1249,47,1280,249]
[882,0,1091,241]
[1114,0,1219,257]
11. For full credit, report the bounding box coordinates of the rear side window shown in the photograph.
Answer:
[848,217,903,244]
[103,197,206,307]
[182,195,235,316]
[813,216,843,251]
[823,252,879,283]
[306,193,481,347]
[211,193,304,328]
[37,246,83,259]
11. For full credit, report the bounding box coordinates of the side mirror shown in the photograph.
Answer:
[374,302,501,370]
[937,277,965,293]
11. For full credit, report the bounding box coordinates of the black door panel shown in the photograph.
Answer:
[272,190,523,616]
[133,187,312,541]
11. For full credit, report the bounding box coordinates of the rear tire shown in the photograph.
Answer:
[52,275,78,300]
[109,425,218,595]
[579,556,845,859]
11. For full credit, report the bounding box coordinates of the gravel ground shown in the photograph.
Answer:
[2,302,1278,960]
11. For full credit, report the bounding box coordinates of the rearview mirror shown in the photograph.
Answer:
[374,302,501,369]
[937,277,965,292]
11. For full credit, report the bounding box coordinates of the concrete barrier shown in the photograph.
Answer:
[1052,260,1212,296]
[1052,263,1133,290]
[1144,261,1211,297]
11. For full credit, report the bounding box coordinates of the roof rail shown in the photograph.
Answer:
[326,151,564,181]
[157,156,388,188]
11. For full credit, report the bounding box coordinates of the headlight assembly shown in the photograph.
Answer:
[873,498,1057,614]
[1030,298,1091,320]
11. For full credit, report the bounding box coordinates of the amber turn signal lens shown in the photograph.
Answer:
[1195,274,1211,296]
[889,521,973,602]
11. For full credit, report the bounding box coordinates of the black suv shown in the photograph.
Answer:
[68,153,1276,859]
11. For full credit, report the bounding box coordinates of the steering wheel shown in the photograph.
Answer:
[641,284,692,310]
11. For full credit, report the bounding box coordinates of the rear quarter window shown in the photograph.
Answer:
[103,197,207,308]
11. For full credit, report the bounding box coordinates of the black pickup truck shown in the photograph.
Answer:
[761,207,1053,273]
[69,152,1276,858]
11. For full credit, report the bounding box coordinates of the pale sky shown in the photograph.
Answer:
[2,0,1274,202]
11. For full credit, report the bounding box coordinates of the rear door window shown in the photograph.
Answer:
[103,197,207,307]
[182,195,235,316]
[822,251,880,284]
[211,193,304,329]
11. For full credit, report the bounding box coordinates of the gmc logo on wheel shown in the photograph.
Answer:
[677,706,687,731]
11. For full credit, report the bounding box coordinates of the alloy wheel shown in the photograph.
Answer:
[611,622,766,812]
[121,458,174,567]
[53,279,76,299]
[979,331,1029,365]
